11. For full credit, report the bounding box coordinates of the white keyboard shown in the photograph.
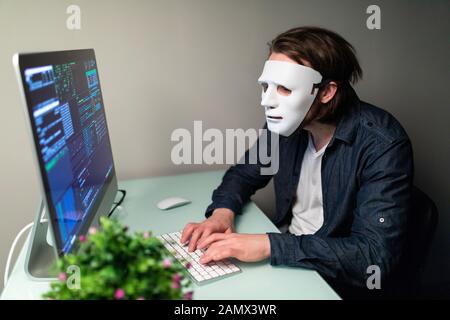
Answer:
[157,231,241,284]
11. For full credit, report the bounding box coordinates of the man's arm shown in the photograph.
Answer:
[181,125,275,249]
[205,125,276,217]
[204,159,274,218]
[268,138,413,287]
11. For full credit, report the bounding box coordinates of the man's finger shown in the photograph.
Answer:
[188,228,203,252]
[199,253,213,264]
[197,233,228,249]
[200,243,232,264]
[197,228,213,246]
[181,223,196,244]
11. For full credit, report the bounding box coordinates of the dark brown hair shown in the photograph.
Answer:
[269,26,362,123]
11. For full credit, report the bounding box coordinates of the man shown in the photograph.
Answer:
[181,26,413,296]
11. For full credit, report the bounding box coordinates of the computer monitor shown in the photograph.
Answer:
[13,49,118,277]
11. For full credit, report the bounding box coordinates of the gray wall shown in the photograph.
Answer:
[0,0,448,295]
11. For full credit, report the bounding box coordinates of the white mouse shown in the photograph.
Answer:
[157,197,191,210]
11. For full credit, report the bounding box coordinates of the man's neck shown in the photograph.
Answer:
[303,121,336,151]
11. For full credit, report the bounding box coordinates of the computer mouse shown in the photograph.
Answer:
[157,197,191,210]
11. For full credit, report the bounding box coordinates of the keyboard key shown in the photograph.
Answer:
[203,274,212,280]
[190,272,200,278]
[193,274,204,281]
[204,266,215,273]
[194,265,203,272]
[168,233,178,242]
[209,271,219,277]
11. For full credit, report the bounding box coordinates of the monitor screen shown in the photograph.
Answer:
[16,49,116,255]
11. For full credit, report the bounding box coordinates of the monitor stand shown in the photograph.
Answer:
[24,200,58,281]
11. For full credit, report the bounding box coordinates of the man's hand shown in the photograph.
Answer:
[181,208,234,252]
[197,233,271,264]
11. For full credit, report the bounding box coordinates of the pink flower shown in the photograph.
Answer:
[171,280,180,290]
[88,227,97,235]
[171,273,183,290]
[143,232,150,239]
[185,262,192,269]
[79,235,86,243]
[114,288,125,300]
[172,273,183,283]
[58,272,67,282]
[183,291,193,300]
[162,258,172,268]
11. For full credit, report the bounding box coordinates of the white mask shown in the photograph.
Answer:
[258,60,322,136]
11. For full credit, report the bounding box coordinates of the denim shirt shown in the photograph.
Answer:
[205,92,414,287]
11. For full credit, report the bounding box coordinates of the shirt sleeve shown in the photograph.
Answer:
[205,124,276,217]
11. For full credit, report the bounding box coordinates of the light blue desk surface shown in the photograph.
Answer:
[1,171,339,300]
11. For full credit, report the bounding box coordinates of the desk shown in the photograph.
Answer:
[1,171,340,300]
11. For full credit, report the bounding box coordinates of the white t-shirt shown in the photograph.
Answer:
[288,133,328,235]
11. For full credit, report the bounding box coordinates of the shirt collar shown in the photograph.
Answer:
[329,89,360,146]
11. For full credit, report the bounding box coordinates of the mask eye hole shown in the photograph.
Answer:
[277,85,292,96]
[261,82,268,92]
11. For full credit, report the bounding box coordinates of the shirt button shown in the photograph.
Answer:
[379,217,385,223]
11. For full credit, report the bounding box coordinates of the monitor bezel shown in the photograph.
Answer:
[13,49,118,257]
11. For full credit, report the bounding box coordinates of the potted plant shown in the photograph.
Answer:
[43,217,193,300]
